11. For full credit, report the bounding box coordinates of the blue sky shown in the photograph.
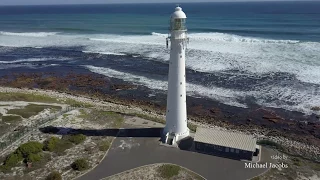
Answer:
[1,0,318,6]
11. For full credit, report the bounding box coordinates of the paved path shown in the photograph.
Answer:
[77,125,273,180]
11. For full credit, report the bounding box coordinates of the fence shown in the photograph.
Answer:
[0,106,77,152]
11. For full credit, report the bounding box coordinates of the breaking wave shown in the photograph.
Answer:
[0,31,58,37]
[151,32,300,44]
[84,65,248,108]
[0,57,70,64]
[1,31,320,114]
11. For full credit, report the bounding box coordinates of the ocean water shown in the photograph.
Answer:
[0,2,320,115]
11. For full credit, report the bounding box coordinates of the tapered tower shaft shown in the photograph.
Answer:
[163,6,189,145]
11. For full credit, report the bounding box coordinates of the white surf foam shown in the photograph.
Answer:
[82,50,126,56]
[0,63,59,69]
[0,57,70,64]
[84,65,248,108]
[1,31,320,114]
[85,65,320,115]
[0,31,58,37]
[2,31,318,85]
[253,85,320,115]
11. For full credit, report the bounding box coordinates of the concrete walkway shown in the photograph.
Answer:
[77,122,273,180]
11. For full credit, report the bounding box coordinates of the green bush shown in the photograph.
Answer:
[23,153,52,174]
[26,153,42,163]
[187,123,197,132]
[4,153,23,167]
[43,137,60,152]
[71,158,89,171]
[98,140,111,151]
[55,140,73,155]
[0,165,11,173]
[64,134,86,145]
[45,171,62,180]
[16,141,43,158]
[157,164,181,179]
[43,137,73,155]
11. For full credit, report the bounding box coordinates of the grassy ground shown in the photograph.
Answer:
[2,115,22,122]
[97,139,112,151]
[78,109,124,128]
[157,164,181,179]
[0,92,59,103]
[0,92,92,108]
[7,104,62,119]
[64,99,93,108]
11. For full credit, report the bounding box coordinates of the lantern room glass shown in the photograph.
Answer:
[171,18,186,31]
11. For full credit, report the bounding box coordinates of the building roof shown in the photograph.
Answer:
[194,127,257,152]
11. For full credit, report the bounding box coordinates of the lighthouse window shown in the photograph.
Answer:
[171,18,186,31]
[180,95,182,97]
[180,55,182,58]
[180,82,182,85]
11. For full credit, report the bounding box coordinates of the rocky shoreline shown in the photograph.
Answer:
[0,72,319,161]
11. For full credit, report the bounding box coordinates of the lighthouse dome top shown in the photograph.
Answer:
[171,6,187,19]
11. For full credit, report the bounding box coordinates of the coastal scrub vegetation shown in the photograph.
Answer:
[2,115,22,122]
[64,98,93,108]
[0,92,59,103]
[187,123,197,132]
[7,104,61,118]
[43,135,86,155]
[43,136,73,155]
[98,139,111,151]
[46,171,62,180]
[157,164,181,179]
[102,111,124,128]
[0,141,46,172]
[25,153,42,163]
[71,158,89,171]
[77,109,89,119]
[63,134,86,145]
[43,137,60,151]
[16,141,44,158]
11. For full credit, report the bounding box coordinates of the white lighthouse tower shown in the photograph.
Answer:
[163,6,189,145]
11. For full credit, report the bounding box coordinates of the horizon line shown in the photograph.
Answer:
[0,0,317,7]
